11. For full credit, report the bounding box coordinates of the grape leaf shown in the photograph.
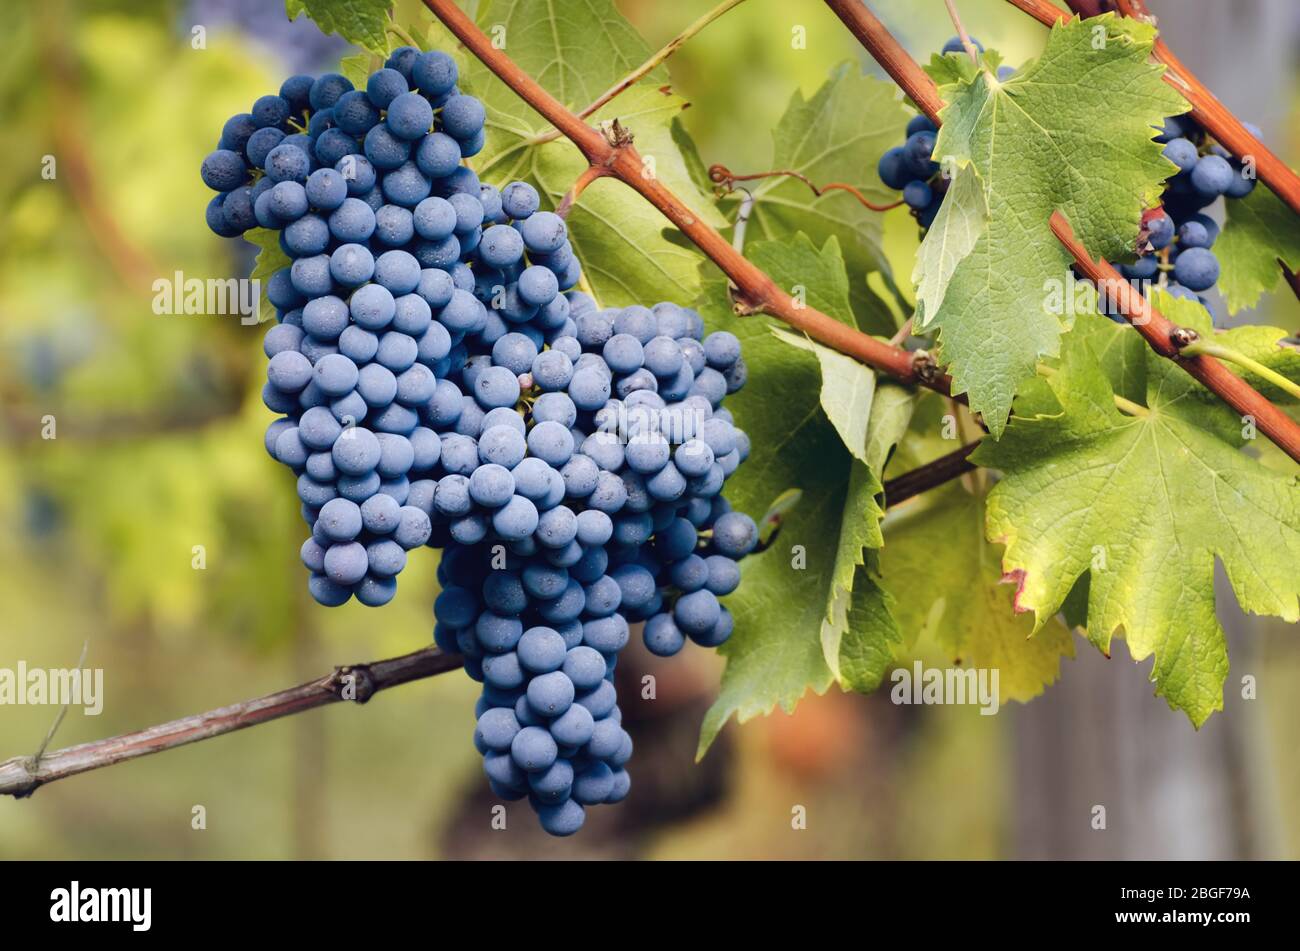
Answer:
[881,484,1075,703]
[694,235,897,756]
[920,15,1186,435]
[440,0,724,308]
[737,63,912,334]
[913,163,987,325]
[339,50,381,88]
[865,382,916,476]
[771,328,876,463]
[1215,179,1300,314]
[974,305,1300,726]
[244,228,292,325]
[285,0,392,54]
[822,466,901,695]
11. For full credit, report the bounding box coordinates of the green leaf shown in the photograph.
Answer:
[244,228,292,325]
[771,328,876,463]
[974,311,1300,726]
[446,0,723,308]
[882,484,1075,703]
[694,235,894,756]
[1216,179,1300,313]
[738,63,911,334]
[913,163,987,326]
[822,464,903,694]
[836,569,902,694]
[286,0,392,54]
[865,382,917,476]
[922,15,1186,435]
[339,50,381,88]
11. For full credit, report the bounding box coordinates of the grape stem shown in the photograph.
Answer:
[420,0,955,396]
[523,0,750,149]
[0,647,464,799]
[708,164,904,212]
[942,0,982,64]
[1005,0,1300,218]
[1052,211,1300,461]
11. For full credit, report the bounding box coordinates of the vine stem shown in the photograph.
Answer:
[1179,339,1300,402]
[942,0,982,63]
[1005,0,1300,218]
[525,0,749,149]
[421,0,951,394]
[882,440,980,505]
[0,647,463,798]
[821,0,946,124]
[1052,212,1300,463]
[555,165,609,218]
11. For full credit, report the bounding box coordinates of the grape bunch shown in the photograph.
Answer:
[431,296,756,835]
[876,36,1014,230]
[200,47,563,606]
[1112,115,1259,316]
[202,48,759,835]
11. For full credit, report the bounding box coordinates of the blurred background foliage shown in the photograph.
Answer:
[1,0,1298,859]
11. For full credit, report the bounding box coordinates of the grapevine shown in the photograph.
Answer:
[4,0,1300,859]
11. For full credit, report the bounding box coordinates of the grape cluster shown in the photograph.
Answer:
[431,295,757,835]
[1112,115,1259,316]
[201,48,559,606]
[203,50,758,835]
[876,37,1014,230]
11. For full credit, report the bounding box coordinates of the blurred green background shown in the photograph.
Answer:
[1,0,1298,859]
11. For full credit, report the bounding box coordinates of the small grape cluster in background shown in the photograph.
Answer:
[200,47,758,835]
[876,37,1014,230]
[1114,114,1259,317]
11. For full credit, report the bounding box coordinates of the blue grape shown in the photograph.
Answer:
[1173,246,1219,292]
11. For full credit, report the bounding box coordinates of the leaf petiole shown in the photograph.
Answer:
[1180,339,1300,401]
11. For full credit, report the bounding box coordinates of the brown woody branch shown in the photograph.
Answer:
[881,440,980,505]
[1052,212,1300,463]
[420,0,950,396]
[1007,0,1300,217]
[822,0,946,124]
[0,647,464,799]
